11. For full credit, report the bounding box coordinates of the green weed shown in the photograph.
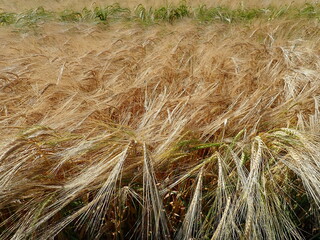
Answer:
[0,3,318,27]
[0,12,16,25]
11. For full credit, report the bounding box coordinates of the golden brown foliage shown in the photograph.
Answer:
[0,18,319,239]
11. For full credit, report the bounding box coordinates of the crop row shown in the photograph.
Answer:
[0,2,320,27]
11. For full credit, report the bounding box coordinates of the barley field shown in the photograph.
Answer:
[0,1,320,239]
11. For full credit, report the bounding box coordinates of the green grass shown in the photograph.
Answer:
[0,12,16,25]
[0,2,319,27]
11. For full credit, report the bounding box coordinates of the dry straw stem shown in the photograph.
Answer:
[0,16,320,239]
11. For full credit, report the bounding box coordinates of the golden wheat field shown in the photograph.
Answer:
[0,1,320,239]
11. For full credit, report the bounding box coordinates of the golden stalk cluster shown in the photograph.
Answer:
[0,13,319,239]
